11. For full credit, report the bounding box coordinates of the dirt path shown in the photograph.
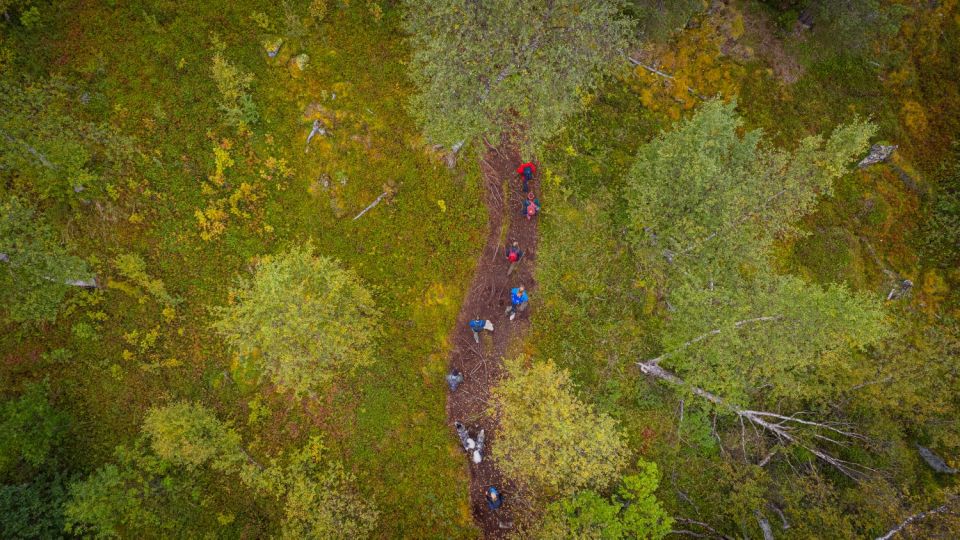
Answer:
[445,143,539,538]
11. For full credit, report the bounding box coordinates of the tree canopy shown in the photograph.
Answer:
[0,196,91,323]
[531,461,673,540]
[0,77,138,205]
[491,357,629,498]
[628,100,888,478]
[403,0,634,151]
[0,381,67,475]
[212,244,380,399]
[66,403,377,538]
[626,100,875,286]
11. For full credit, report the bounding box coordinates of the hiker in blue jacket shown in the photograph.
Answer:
[486,486,503,510]
[504,285,528,321]
[468,318,493,343]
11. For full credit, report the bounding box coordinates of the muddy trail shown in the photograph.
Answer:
[445,143,539,538]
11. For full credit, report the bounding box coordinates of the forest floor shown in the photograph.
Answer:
[445,142,539,538]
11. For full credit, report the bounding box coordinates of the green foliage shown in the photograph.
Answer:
[212,243,380,399]
[0,196,91,323]
[0,0,32,22]
[64,442,205,538]
[0,77,139,204]
[665,274,887,404]
[0,470,70,539]
[113,252,180,307]
[0,381,68,475]
[18,4,40,28]
[762,0,909,59]
[142,402,246,472]
[625,100,875,285]
[210,36,259,129]
[403,0,634,151]
[274,437,379,539]
[531,197,655,401]
[491,358,629,498]
[627,0,704,43]
[870,307,960,453]
[532,460,673,540]
[69,404,377,539]
[920,145,960,267]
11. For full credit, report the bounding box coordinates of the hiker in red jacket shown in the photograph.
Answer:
[516,161,536,193]
[505,241,523,276]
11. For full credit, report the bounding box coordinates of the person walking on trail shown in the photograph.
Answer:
[486,486,503,510]
[505,241,523,276]
[516,161,536,193]
[505,285,529,321]
[468,318,494,343]
[522,192,540,221]
[446,369,464,391]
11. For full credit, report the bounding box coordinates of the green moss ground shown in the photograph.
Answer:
[1,1,483,536]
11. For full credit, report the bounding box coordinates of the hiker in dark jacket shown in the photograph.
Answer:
[446,369,464,391]
[505,241,523,276]
[516,161,536,193]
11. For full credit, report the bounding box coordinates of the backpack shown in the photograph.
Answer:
[508,250,519,262]
[526,201,537,216]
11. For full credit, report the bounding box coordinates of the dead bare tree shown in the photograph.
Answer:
[636,360,874,479]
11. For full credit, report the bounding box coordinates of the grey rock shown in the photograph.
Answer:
[917,444,957,474]
[858,144,898,168]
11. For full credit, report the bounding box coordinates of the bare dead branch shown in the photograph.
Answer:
[638,316,783,366]
[672,517,734,540]
[755,510,775,540]
[876,496,957,540]
[352,192,388,221]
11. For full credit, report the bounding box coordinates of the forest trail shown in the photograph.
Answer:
[445,142,539,538]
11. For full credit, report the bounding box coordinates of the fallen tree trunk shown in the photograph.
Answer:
[637,360,872,479]
[625,54,709,100]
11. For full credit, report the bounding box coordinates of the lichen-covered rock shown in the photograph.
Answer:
[262,36,283,59]
[858,144,898,168]
[288,53,309,77]
[917,444,958,474]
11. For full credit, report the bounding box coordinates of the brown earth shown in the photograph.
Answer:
[445,142,540,539]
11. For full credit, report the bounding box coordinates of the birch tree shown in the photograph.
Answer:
[67,403,377,538]
[491,357,629,498]
[0,196,93,323]
[212,244,380,399]
[531,461,673,539]
[654,274,886,405]
[626,100,875,287]
[403,0,633,151]
[626,101,888,477]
